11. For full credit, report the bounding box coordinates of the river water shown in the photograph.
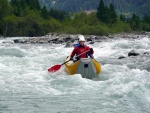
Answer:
[0,36,150,113]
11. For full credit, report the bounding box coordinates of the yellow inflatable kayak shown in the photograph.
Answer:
[64,56,101,79]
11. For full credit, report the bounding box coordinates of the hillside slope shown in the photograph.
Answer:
[39,0,150,16]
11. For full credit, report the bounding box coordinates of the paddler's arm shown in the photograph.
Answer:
[87,47,94,58]
[70,48,76,60]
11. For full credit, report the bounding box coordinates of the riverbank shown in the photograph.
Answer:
[2,32,149,45]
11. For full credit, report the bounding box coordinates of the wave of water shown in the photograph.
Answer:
[0,36,150,113]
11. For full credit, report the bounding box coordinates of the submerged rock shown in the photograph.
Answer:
[89,41,95,44]
[118,56,126,59]
[128,50,139,57]
[2,41,14,44]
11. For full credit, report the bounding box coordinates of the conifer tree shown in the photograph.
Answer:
[41,5,49,20]
[120,14,126,22]
[10,0,21,16]
[0,0,10,35]
[97,0,105,22]
[104,5,111,23]
[0,0,10,20]
[143,15,150,24]
[31,0,40,10]
[25,0,40,10]
[49,8,68,21]
[130,14,141,30]
[97,0,113,23]
[109,3,117,23]
[20,0,27,9]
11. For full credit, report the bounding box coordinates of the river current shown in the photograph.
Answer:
[0,36,150,113]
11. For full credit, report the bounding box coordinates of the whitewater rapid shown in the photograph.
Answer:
[0,36,150,113]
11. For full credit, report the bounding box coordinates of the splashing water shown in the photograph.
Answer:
[0,36,150,113]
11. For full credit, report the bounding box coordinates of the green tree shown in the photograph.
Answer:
[120,14,126,22]
[25,0,40,10]
[41,5,49,20]
[31,0,40,10]
[97,0,112,23]
[104,5,111,23]
[142,22,150,31]
[142,15,150,31]
[0,0,11,36]
[109,3,117,24]
[20,0,27,9]
[97,0,105,22]
[10,0,22,16]
[49,8,69,21]
[3,15,19,36]
[143,15,150,24]
[130,14,141,30]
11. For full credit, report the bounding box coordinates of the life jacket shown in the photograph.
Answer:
[72,44,93,59]
[73,43,79,48]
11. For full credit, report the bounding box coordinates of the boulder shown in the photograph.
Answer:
[87,37,93,41]
[89,41,95,44]
[118,56,126,59]
[13,39,20,43]
[128,50,139,57]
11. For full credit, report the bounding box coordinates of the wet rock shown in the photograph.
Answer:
[94,36,108,42]
[89,41,95,44]
[65,42,73,47]
[14,39,27,43]
[14,39,20,43]
[128,50,139,57]
[64,37,72,42]
[143,52,149,55]
[2,41,14,44]
[87,37,93,41]
[109,36,114,38]
[147,68,150,72]
[118,56,126,59]
[12,32,149,45]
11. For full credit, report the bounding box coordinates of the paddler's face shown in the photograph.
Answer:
[79,41,85,46]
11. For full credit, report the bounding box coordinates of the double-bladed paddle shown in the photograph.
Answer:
[48,49,90,73]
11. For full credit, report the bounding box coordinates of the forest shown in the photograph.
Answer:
[0,0,150,37]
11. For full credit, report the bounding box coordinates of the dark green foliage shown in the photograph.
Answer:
[20,0,27,9]
[120,14,126,22]
[97,0,117,24]
[60,12,131,35]
[49,8,69,21]
[0,0,11,35]
[25,0,40,10]
[0,0,150,37]
[97,0,105,22]
[41,5,49,20]
[10,0,22,16]
[32,0,40,10]
[109,3,117,23]
[0,0,10,20]
[142,15,150,31]
[129,14,141,30]
[143,15,150,24]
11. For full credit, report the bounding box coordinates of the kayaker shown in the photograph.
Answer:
[70,35,94,61]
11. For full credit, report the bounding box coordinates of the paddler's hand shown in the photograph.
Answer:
[70,57,73,61]
[90,48,93,52]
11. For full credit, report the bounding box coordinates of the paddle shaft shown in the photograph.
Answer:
[61,49,90,65]
[48,49,90,72]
